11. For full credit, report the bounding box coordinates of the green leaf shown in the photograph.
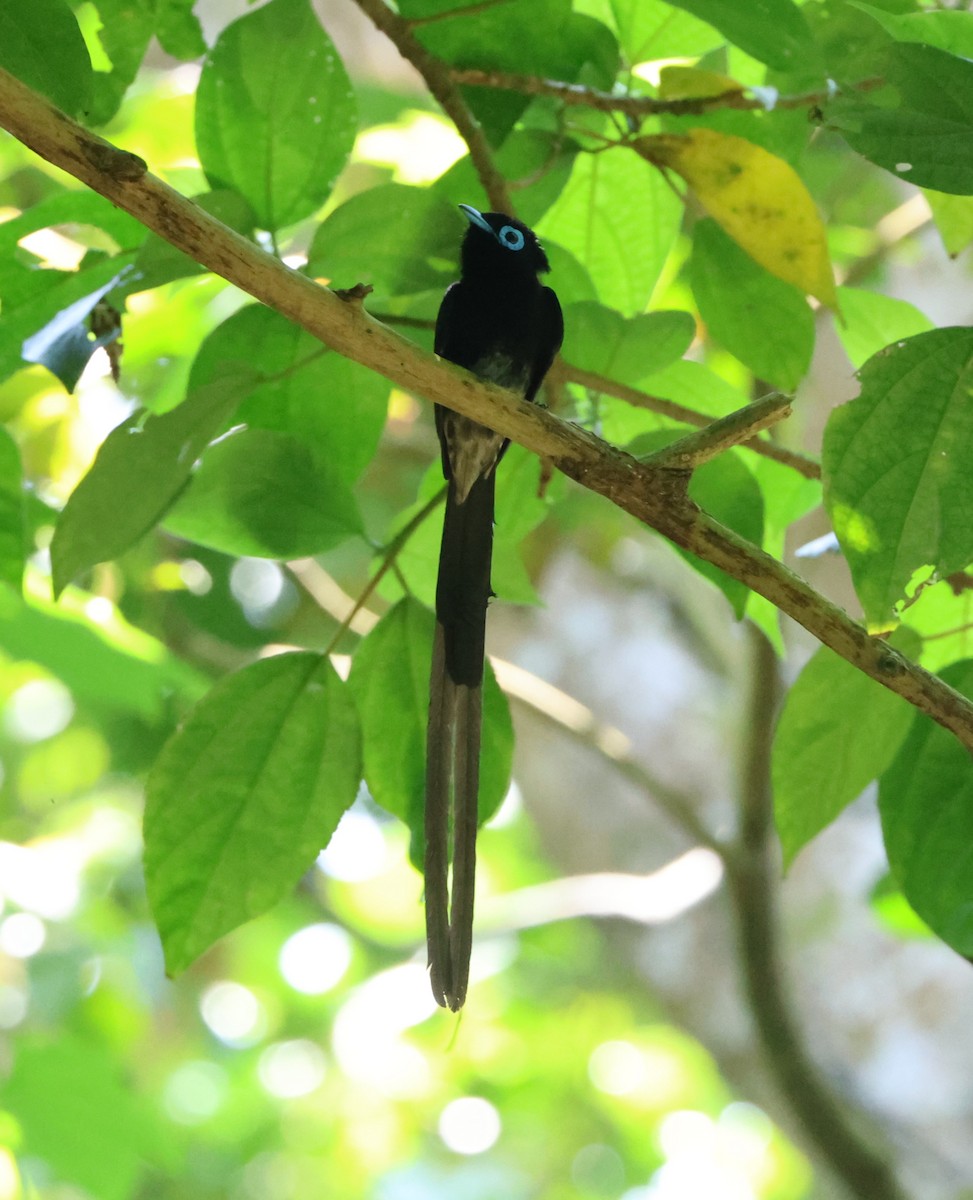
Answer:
[630,433,763,615]
[0,428,25,593]
[0,584,205,721]
[434,131,577,229]
[165,427,363,560]
[1,1035,168,1200]
[851,3,973,59]
[156,0,207,60]
[683,449,764,618]
[609,0,724,64]
[403,0,617,139]
[0,0,92,115]
[349,598,512,849]
[308,184,459,299]
[195,0,357,231]
[85,0,155,124]
[50,369,253,596]
[145,653,361,974]
[834,287,934,370]
[823,328,973,629]
[829,42,973,195]
[563,302,695,386]
[189,306,388,485]
[599,359,749,446]
[661,0,821,72]
[0,189,145,262]
[537,149,682,314]
[691,219,814,391]
[773,643,915,866]
[924,189,973,258]
[879,658,973,956]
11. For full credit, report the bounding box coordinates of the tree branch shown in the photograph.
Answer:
[448,69,882,119]
[2,66,972,756]
[559,364,821,480]
[349,0,514,214]
[725,627,909,1200]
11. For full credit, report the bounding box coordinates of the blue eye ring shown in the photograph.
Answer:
[498,225,525,251]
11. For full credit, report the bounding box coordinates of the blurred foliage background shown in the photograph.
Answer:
[2,1,973,1198]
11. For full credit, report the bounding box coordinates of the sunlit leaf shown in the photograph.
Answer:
[828,43,973,195]
[823,328,973,629]
[658,65,741,100]
[0,429,25,593]
[145,653,361,974]
[851,3,973,58]
[773,643,915,866]
[348,598,512,854]
[690,218,813,391]
[834,287,934,370]
[195,0,357,231]
[609,0,723,64]
[0,582,205,720]
[879,658,973,956]
[924,189,973,259]
[0,0,92,115]
[165,427,363,560]
[638,129,836,306]
[50,369,254,596]
[538,148,682,314]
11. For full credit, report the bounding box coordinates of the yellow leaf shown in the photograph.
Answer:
[636,129,837,307]
[658,66,742,101]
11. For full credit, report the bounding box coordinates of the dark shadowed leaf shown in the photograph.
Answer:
[829,42,973,195]
[165,427,362,559]
[563,302,695,386]
[0,0,92,114]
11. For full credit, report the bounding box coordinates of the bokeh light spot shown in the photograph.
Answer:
[279,922,352,995]
[438,1096,501,1155]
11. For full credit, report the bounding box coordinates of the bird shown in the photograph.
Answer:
[425,203,563,1010]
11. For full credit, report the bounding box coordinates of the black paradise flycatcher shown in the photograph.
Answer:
[425,204,563,1010]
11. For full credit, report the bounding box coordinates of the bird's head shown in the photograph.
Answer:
[458,204,551,278]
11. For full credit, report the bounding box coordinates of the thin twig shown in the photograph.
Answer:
[350,0,514,214]
[561,363,821,480]
[724,626,909,1200]
[449,69,883,119]
[319,486,447,656]
[642,393,792,469]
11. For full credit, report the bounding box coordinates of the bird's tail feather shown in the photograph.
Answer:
[425,476,494,1009]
